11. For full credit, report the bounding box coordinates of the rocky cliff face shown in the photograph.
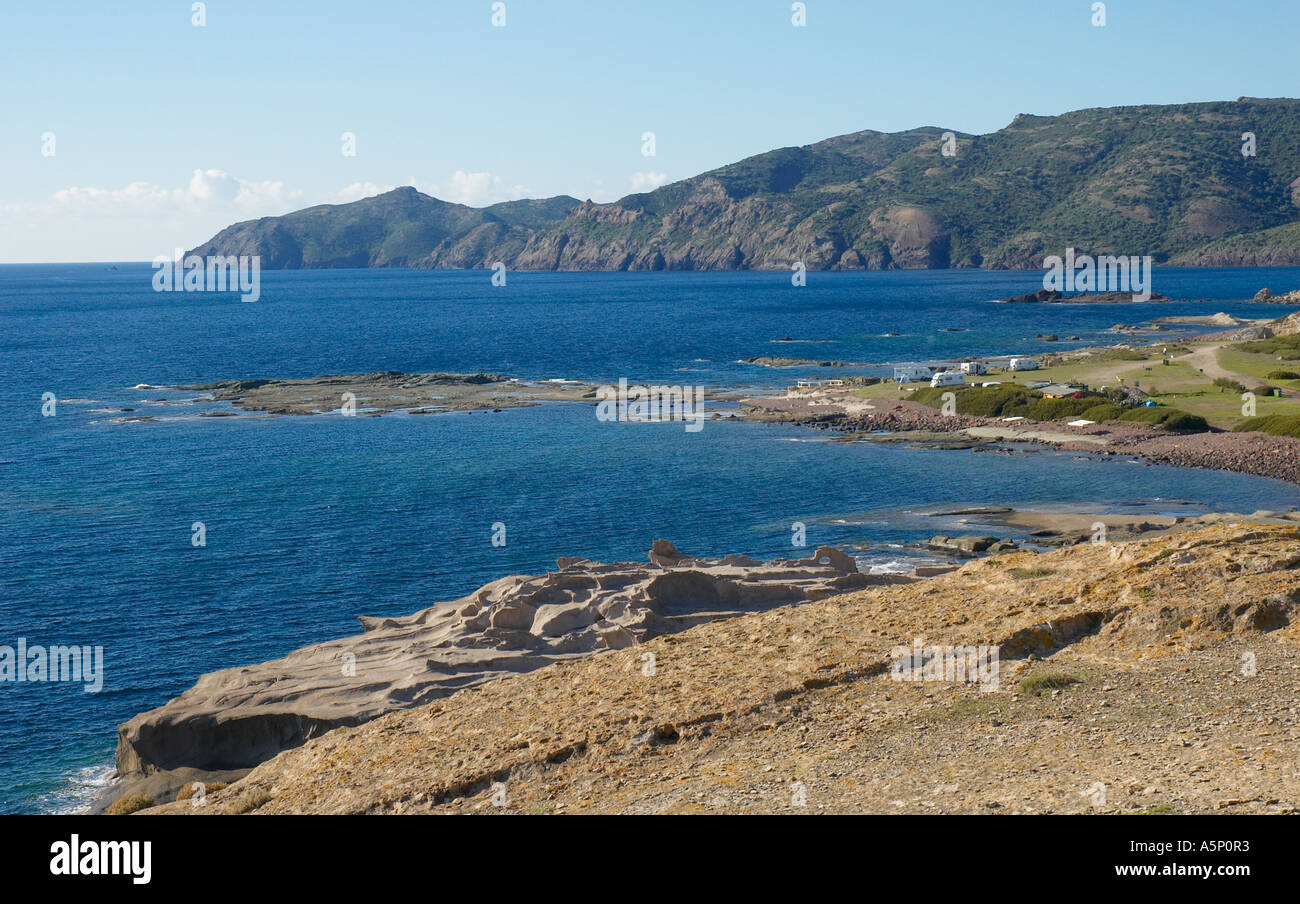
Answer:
[114,542,900,800]
[192,99,1300,272]
[1172,223,1300,267]
[141,522,1300,815]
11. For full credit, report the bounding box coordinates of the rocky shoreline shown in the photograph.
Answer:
[95,347,1300,814]
[100,503,1300,814]
[742,393,1300,486]
[102,541,908,811]
[139,522,1300,815]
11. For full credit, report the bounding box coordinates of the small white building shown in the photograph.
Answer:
[1008,357,1040,371]
[930,371,965,388]
[893,365,933,383]
[960,361,987,375]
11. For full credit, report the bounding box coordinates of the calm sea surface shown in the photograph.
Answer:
[4,264,1300,812]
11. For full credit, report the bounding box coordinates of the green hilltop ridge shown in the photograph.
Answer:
[191,98,1300,271]
[187,188,583,268]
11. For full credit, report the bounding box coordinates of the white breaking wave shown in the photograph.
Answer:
[33,761,116,814]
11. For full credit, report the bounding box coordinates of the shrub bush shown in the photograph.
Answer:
[1239,334,1300,357]
[1234,414,1300,438]
[1161,411,1210,432]
[912,385,1040,417]
[176,781,228,802]
[231,789,273,814]
[962,387,1039,417]
[1213,377,1246,392]
[1118,406,1208,431]
[912,386,1206,430]
[1079,402,1125,421]
[107,793,154,815]
[1266,370,1300,380]
[1117,407,1166,424]
[1023,396,1099,420]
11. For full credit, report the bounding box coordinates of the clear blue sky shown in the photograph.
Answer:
[3,0,1297,262]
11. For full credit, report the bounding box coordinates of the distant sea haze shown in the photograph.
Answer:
[3,264,1300,813]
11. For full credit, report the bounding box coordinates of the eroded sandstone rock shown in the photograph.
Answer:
[142,522,1300,816]
[114,542,905,794]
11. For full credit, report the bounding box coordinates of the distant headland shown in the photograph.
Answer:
[191,98,1300,273]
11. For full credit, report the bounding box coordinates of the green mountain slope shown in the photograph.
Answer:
[188,187,581,268]
[191,98,1300,271]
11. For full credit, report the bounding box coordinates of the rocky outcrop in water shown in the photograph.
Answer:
[1252,287,1300,303]
[998,290,1170,303]
[174,371,595,416]
[742,356,861,368]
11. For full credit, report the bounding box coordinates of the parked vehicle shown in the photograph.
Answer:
[930,371,966,388]
[893,365,933,383]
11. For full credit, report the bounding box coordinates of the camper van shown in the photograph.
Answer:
[893,365,933,383]
[1008,357,1040,371]
[930,371,965,388]
[960,361,987,375]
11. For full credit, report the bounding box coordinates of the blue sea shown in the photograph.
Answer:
[3,264,1300,814]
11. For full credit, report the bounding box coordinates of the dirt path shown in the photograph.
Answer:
[1181,343,1235,382]
[1180,343,1297,398]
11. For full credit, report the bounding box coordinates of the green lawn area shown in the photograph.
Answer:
[845,340,1300,429]
[1218,346,1300,387]
[1107,359,1203,394]
[850,350,1177,400]
[851,381,909,401]
[999,346,1300,428]
[1141,383,1296,424]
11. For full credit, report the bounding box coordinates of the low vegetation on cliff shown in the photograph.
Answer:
[909,384,1209,432]
[1235,414,1300,438]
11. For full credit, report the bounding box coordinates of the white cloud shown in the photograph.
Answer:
[50,181,178,210]
[42,169,301,215]
[0,168,535,261]
[187,168,240,202]
[189,168,294,208]
[0,169,306,262]
[427,171,527,206]
[630,171,668,192]
[332,181,394,203]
